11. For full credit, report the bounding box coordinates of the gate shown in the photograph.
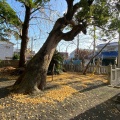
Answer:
[109,65,120,86]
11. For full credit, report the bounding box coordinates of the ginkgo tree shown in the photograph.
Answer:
[0,0,50,67]
[12,0,120,94]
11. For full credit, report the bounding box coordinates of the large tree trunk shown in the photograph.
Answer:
[12,0,94,94]
[19,6,31,67]
[12,30,62,94]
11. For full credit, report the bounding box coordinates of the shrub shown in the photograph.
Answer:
[13,54,20,60]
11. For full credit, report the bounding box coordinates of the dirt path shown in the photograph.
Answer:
[0,72,120,120]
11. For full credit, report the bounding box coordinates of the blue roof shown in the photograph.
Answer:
[98,51,118,58]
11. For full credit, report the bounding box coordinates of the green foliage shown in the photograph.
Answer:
[48,50,64,75]
[90,4,110,26]
[16,0,50,8]
[0,23,7,38]
[75,0,90,21]
[75,0,119,33]
[0,0,21,26]
[0,0,50,40]
[0,0,22,40]
[109,18,120,31]
[13,54,20,60]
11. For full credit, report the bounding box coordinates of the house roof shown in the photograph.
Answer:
[97,42,118,48]
[70,48,92,55]
[0,40,14,45]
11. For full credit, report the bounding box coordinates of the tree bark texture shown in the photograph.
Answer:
[19,6,31,67]
[13,29,63,94]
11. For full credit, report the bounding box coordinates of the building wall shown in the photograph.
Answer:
[0,41,14,60]
[69,49,77,59]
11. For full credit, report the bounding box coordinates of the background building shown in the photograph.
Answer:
[69,48,92,59]
[97,42,118,65]
[14,48,35,60]
[59,52,68,60]
[64,48,92,66]
[0,40,14,60]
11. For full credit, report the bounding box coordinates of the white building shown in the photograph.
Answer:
[0,40,14,60]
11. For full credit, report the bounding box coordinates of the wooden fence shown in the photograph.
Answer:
[0,60,19,68]
[64,64,120,86]
[0,60,119,86]
[64,64,108,74]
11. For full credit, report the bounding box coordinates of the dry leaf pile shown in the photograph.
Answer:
[10,72,108,105]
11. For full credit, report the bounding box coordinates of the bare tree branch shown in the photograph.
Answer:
[30,16,54,22]
[62,24,86,41]
[50,0,94,36]
[31,6,42,15]
[65,0,74,20]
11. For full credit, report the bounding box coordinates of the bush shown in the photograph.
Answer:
[13,54,20,60]
[47,50,63,75]
[0,59,2,67]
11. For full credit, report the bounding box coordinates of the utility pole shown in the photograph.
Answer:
[16,40,20,51]
[118,32,120,67]
[93,25,96,65]
[31,37,33,52]
[77,34,79,59]
[117,4,120,67]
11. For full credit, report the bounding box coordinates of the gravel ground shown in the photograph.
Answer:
[0,74,120,120]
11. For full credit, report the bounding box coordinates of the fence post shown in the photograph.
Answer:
[114,65,117,85]
[98,65,100,74]
[108,65,112,85]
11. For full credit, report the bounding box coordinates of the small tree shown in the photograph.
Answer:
[48,50,63,75]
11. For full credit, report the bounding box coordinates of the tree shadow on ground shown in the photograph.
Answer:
[46,79,108,93]
[0,78,9,82]
[79,83,107,93]
[0,86,11,99]
[70,94,120,120]
[46,80,82,90]
[45,84,60,90]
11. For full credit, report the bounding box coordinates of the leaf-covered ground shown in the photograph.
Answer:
[0,67,120,120]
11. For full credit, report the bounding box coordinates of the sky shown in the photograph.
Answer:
[6,0,119,54]
[7,0,67,52]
